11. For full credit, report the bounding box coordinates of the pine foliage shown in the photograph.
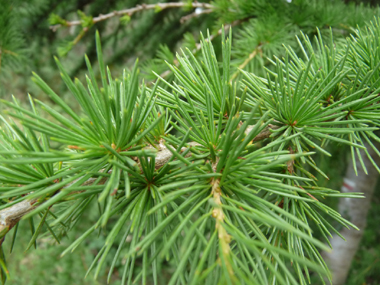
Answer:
[2,1,380,284]
[0,0,26,74]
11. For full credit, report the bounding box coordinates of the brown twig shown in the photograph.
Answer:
[50,2,214,32]
[0,175,105,244]
[251,124,279,142]
[180,8,213,23]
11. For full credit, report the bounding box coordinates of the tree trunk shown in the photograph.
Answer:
[323,142,380,285]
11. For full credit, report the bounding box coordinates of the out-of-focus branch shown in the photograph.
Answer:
[156,19,247,82]
[180,8,213,23]
[50,2,214,32]
[230,45,263,82]
[192,19,245,53]
[0,123,279,242]
[322,141,380,285]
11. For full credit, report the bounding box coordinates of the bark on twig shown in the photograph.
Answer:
[0,200,36,239]
[180,8,213,23]
[251,124,279,142]
[0,176,103,244]
[50,2,214,31]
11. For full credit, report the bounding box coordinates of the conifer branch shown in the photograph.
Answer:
[211,158,236,282]
[50,2,214,31]
[0,123,279,242]
[0,49,17,74]
[2,11,380,281]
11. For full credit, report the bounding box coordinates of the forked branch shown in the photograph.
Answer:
[50,2,214,31]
